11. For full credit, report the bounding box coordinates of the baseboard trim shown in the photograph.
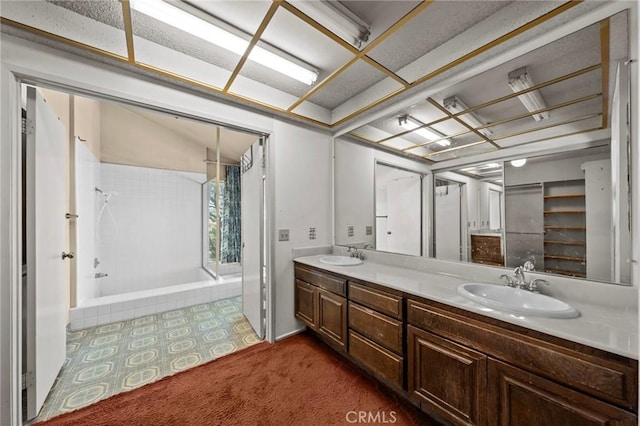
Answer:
[275,327,306,342]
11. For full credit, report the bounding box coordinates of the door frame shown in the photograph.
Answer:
[1,67,276,425]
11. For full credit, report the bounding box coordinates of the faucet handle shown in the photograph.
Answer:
[499,274,515,287]
[528,278,550,293]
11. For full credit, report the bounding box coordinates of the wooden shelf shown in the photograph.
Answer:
[543,194,585,200]
[543,210,585,214]
[544,254,586,262]
[544,268,587,278]
[544,240,585,246]
[544,226,586,230]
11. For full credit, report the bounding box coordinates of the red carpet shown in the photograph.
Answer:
[37,333,436,425]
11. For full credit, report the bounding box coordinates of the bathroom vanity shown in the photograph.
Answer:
[293,256,638,426]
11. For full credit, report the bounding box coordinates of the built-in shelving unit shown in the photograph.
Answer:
[543,181,586,278]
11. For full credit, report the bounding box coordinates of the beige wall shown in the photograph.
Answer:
[100,103,207,174]
[74,96,101,159]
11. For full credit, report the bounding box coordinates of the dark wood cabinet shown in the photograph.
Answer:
[470,234,504,266]
[294,279,317,328]
[293,262,638,426]
[488,359,637,426]
[295,266,347,352]
[317,288,347,350]
[408,325,487,426]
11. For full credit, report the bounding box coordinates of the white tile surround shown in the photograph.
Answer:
[74,140,101,305]
[69,272,242,330]
[98,163,206,296]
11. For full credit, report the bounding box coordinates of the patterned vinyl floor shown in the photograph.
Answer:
[34,296,260,423]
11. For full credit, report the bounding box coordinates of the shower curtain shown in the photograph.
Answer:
[221,166,241,263]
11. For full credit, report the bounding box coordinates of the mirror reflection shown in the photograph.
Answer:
[334,11,631,285]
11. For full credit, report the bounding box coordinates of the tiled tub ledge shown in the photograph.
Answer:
[69,277,242,330]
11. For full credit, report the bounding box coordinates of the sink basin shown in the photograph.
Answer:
[457,283,579,318]
[318,255,362,266]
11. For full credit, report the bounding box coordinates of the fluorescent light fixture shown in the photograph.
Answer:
[292,1,370,48]
[399,115,451,147]
[510,159,527,167]
[508,67,550,121]
[130,0,319,85]
[443,96,493,138]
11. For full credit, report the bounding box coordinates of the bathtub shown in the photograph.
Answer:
[68,270,242,330]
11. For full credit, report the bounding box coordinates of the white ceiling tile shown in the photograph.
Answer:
[307,59,388,110]
[368,1,511,73]
[3,0,127,56]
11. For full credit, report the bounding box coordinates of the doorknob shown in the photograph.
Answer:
[61,252,75,260]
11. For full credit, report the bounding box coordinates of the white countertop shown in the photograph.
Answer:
[294,255,638,360]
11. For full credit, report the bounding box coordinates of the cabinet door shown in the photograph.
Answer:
[408,325,487,426]
[488,359,637,426]
[295,279,317,329]
[317,288,347,351]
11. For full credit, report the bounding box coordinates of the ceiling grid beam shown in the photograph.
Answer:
[223,0,282,92]
[0,0,588,132]
[372,63,601,145]
[427,97,501,148]
[121,0,135,63]
[401,92,602,152]
[285,0,432,112]
[331,0,583,127]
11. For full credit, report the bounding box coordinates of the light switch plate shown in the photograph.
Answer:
[278,229,289,241]
[365,226,372,236]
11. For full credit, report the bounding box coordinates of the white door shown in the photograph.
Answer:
[241,141,264,339]
[386,177,421,256]
[435,184,462,261]
[25,87,68,419]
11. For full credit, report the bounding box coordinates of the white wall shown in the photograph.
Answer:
[98,163,206,297]
[335,138,431,249]
[74,140,101,305]
[272,120,333,339]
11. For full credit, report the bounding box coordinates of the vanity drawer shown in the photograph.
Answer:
[295,265,346,296]
[408,299,638,412]
[348,282,403,320]
[348,302,403,354]
[349,330,404,389]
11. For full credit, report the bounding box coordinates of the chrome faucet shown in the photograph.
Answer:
[500,263,551,293]
[527,278,550,293]
[347,246,365,260]
[513,266,526,288]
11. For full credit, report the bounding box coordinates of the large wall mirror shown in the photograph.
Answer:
[335,10,632,285]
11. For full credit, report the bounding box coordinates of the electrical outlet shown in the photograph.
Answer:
[278,229,289,242]
[347,226,354,237]
[309,227,316,240]
[365,226,372,236]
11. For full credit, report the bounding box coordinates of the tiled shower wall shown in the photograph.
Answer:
[74,140,101,305]
[98,163,207,296]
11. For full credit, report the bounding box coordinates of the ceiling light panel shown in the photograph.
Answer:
[338,1,422,46]
[492,113,603,149]
[236,7,354,98]
[1,0,128,56]
[290,0,371,48]
[306,59,389,110]
[427,142,497,163]
[367,1,509,73]
[130,0,318,86]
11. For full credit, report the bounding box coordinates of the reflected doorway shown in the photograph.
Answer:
[374,162,423,256]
